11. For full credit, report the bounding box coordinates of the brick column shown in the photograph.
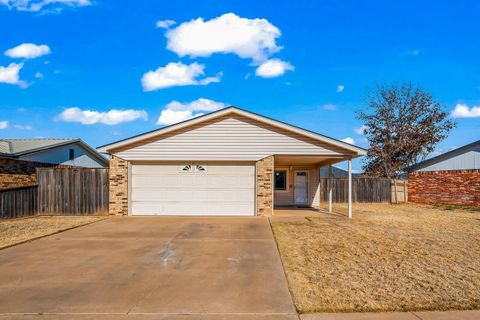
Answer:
[109,155,129,215]
[256,156,274,216]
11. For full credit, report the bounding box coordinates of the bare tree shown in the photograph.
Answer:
[357,83,455,179]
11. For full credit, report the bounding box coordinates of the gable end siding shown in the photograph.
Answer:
[416,147,480,172]
[112,115,352,161]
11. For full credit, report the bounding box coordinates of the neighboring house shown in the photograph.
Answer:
[406,140,480,207]
[98,107,366,217]
[0,138,108,190]
[320,166,363,178]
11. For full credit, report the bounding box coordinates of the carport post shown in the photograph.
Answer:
[348,158,352,219]
[328,165,333,213]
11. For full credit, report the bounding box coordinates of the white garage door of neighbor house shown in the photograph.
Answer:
[130,163,255,216]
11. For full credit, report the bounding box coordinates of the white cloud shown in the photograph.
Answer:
[141,62,221,91]
[56,107,148,125]
[35,72,44,78]
[451,103,480,118]
[5,43,51,59]
[156,19,176,29]
[156,109,197,126]
[157,98,227,126]
[255,59,294,78]
[13,124,33,130]
[337,85,344,93]
[166,13,282,62]
[0,121,8,129]
[354,125,368,135]
[341,137,355,145]
[0,63,27,87]
[322,103,337,111]
[1,0,91,12]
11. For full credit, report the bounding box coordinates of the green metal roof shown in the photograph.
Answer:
[0,138,78,155]
[0,138,108,167]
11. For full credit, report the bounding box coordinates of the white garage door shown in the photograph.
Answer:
[130,163,255,216]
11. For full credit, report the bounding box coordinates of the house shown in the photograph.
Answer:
[407,140,480,207]
[0,138,108,190]
[319,166,362,178]
[98,107,366,217]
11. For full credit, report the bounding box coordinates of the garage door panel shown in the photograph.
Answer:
[190,175,253,187]
[133,188,253,201]
[132,174,253,188]
[133,201,254,216]
[132,164,254,175]
[131,163,255,216]
[204,165,254,174]
[192,189,254,201]
[132,165,180,174]
[131,189,193,202]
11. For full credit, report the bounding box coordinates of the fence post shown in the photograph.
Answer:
[393,179,398,204]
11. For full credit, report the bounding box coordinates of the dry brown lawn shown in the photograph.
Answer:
[0,216,107,249]
[271,203,480,313]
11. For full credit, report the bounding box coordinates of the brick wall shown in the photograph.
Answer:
[409,169,480,207]
[256,156,274,216]
[109,155,129,215]
[0,156,72,190]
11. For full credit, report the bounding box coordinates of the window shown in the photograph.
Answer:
[180,164,207,173]
[195,165,206,172]
[274,171,287,190]
[69,148,75,161]
[181,165,192,172]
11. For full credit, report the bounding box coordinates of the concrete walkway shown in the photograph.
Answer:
[301,310,480,320]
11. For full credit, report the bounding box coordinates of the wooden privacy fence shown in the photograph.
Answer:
[37,168,109,215]
[0,186,38,219]
[320,177,408,203]
[391,179,408,203]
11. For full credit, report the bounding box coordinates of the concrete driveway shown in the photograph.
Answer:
[0,217,297,320]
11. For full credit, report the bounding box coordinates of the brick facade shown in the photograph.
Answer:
[256,156,274,216]
[409,169,480,207]
[109,155,129,215]
[0,156,72,190]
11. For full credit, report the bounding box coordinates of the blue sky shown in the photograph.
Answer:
[0,0,479,171]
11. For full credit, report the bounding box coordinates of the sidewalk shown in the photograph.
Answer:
[301,310,480,320]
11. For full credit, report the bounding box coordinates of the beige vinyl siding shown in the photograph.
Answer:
[274,166,320,207]
[113,115,351,161]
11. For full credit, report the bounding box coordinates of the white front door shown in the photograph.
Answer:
[294,171,309,206]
